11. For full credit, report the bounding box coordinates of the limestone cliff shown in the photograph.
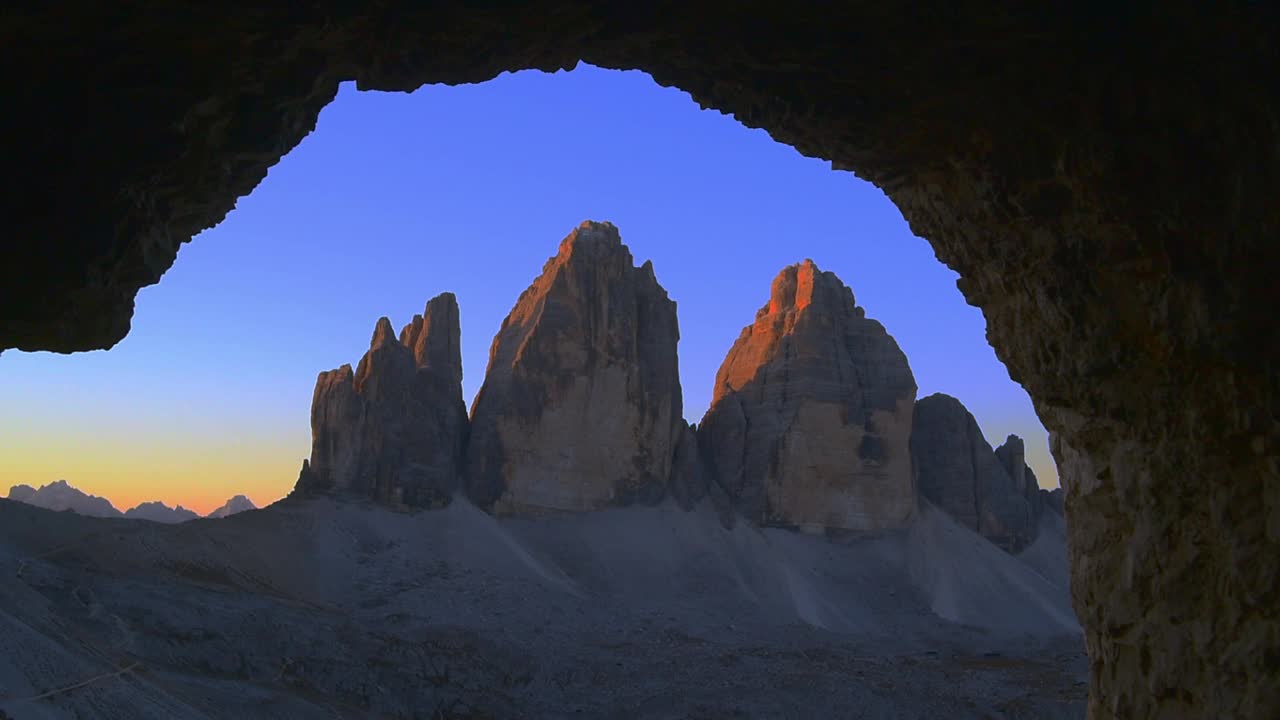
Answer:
[295,293,468,507]
[698,260,918,533]
[466,221,683,514]
[911,393,1039,552]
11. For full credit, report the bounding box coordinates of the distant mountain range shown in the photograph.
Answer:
[5,480,256,522]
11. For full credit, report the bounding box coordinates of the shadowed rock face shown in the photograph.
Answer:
[994,434,1049,528]
[668,422,708,511]
[466,221,683,514]
[911,393,1035,552]
[700,260,917,533]
[1044,487,1065,516]
[296,293,468,507]
[4,5,1278,717]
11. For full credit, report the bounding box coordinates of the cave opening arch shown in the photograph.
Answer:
[3,4,1277,718]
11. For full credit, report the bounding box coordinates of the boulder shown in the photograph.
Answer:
[698,259,917,533]
[295,293,468,508]
[466,221,683,514]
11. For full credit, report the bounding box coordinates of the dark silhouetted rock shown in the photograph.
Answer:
[995,434,1047,526]
[124,501,199,524]
[7,480,122,518]
[466,221,683,514]
[668,422,708,511]
[1042,487,1065,516]
[295,293,468,508]
[698,260,917,533]
[911,394,1036,552]
[207,494,257,518]
[7,484,36,503]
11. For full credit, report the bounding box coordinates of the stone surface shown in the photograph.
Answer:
[668,422,708,511]
[295,293,468,507]
[7,480,121,518]
[124,501,199,524]
[4,5,1278,717]
[207,494,257,518]
[994,434,1045,547]
[0,495,1086,719]
[699,260,917,533]
[1043,487,1065,516]
[467,221,683,514]
[910,393,1035,552]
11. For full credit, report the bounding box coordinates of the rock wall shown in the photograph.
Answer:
[297,293,468,507]
[699,260,917,533]
[466,221,683,514]
[5,5,1278,717]
[910,393,1037,552]
[995,434,1048,529]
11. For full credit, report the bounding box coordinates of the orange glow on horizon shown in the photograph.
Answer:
[1,432,300,516]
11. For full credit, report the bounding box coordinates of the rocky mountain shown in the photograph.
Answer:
[5,481,260,523]
[466,221,684,514]
[910,393,1064,552]
[698,259,918,533]
[7,484,36,503]
[994,434,1048,522]
[124,501,200,523]
[6,480,122,518]
[295,292,469,508]
[285,222,1064,547]
[207,494,257,518]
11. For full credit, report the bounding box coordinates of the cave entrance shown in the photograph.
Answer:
[3,6,1276,714]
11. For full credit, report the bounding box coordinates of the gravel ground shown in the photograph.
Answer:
[0,497,1087,719]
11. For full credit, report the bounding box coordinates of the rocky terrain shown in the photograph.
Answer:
[0,496,1083,719]
[6,482,256,524]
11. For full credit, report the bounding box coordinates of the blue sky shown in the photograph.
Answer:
[0,64,1055,512]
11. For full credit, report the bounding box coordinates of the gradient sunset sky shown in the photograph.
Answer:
[0,65,1058,515]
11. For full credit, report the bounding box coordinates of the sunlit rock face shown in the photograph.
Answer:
[698,260,917,533]
[295,293,468,507]
[910,393,1036,552]
[466,221,684,515]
